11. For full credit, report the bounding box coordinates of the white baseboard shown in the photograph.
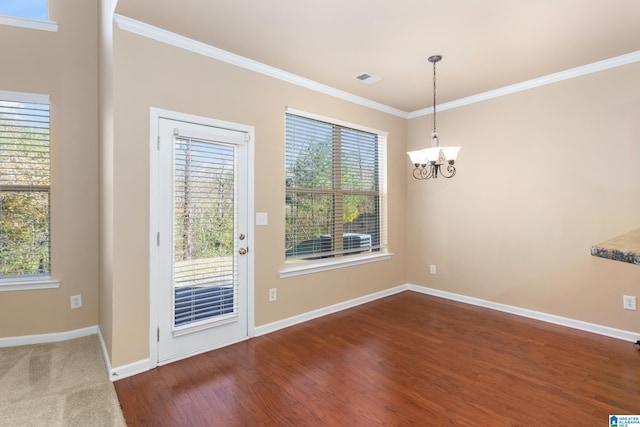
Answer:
[109,358,151,382]
[254,285,408,336]
[0,325,148,382]
[408,284,640,342]
[110,283,639,381]
[96,327,116,380]
[97,327,150,382]
[108,285,407,381]
[0,325,98,348]
[6,284,635,383]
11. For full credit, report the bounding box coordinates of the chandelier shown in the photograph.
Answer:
[408,55,460,180]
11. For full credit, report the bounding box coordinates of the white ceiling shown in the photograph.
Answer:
[114,0,640,114]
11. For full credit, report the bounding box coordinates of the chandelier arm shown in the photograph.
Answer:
[412,165,434,180]
[425,165,435,179]
[440,164,456,179]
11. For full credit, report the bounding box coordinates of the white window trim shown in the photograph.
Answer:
[0,14,58,32]
[285,107,389,137]
[280,252,393,278]
[1,89,55,290]
[0,277,60,292]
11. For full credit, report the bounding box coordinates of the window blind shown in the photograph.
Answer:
[0,99,51,278]
[285,111,386,261]
[173,137,237,328]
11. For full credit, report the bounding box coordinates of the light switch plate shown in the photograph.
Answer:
[623,295,636,311]
[256,212,268,226]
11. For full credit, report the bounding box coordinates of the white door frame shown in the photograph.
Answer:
[148,107,255,369]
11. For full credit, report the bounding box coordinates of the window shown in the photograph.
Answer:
[0,94,51,281]
[285,109,387,264]
[0,0,47,20]
[0,0,57,32]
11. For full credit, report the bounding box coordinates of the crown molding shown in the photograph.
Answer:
[0,14,57,32]
[112,14,640,121]
[408,50,640,119]
[113,14,408,119]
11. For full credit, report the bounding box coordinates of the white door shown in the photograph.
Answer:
[156,117,250,364]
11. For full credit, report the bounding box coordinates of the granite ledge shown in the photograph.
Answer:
[590,228,640,266]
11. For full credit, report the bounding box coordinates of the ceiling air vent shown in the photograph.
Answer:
[354,72,382,85]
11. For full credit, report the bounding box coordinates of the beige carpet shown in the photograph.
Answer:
[0,335,126,427]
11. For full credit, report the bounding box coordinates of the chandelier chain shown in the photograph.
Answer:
[432,59,437,134]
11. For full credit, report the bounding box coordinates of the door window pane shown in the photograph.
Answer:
[173,137,237,328]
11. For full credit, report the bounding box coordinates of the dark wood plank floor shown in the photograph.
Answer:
[115,291,640,426]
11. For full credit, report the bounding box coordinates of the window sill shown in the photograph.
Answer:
[0,14,58,32]
[0,277,60,292]
[279,252,393,278]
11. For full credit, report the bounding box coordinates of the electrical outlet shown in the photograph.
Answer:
[623,295,636,311]
[269,288,277,302]
[70,294,82,309]
[429,265,436,275]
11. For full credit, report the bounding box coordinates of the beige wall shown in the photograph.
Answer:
[0,1,99,337]
[5,1,638,369]
[107,28,407,366]
[407,61,640,332]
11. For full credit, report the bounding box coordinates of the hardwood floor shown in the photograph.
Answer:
[115,292,640,426]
